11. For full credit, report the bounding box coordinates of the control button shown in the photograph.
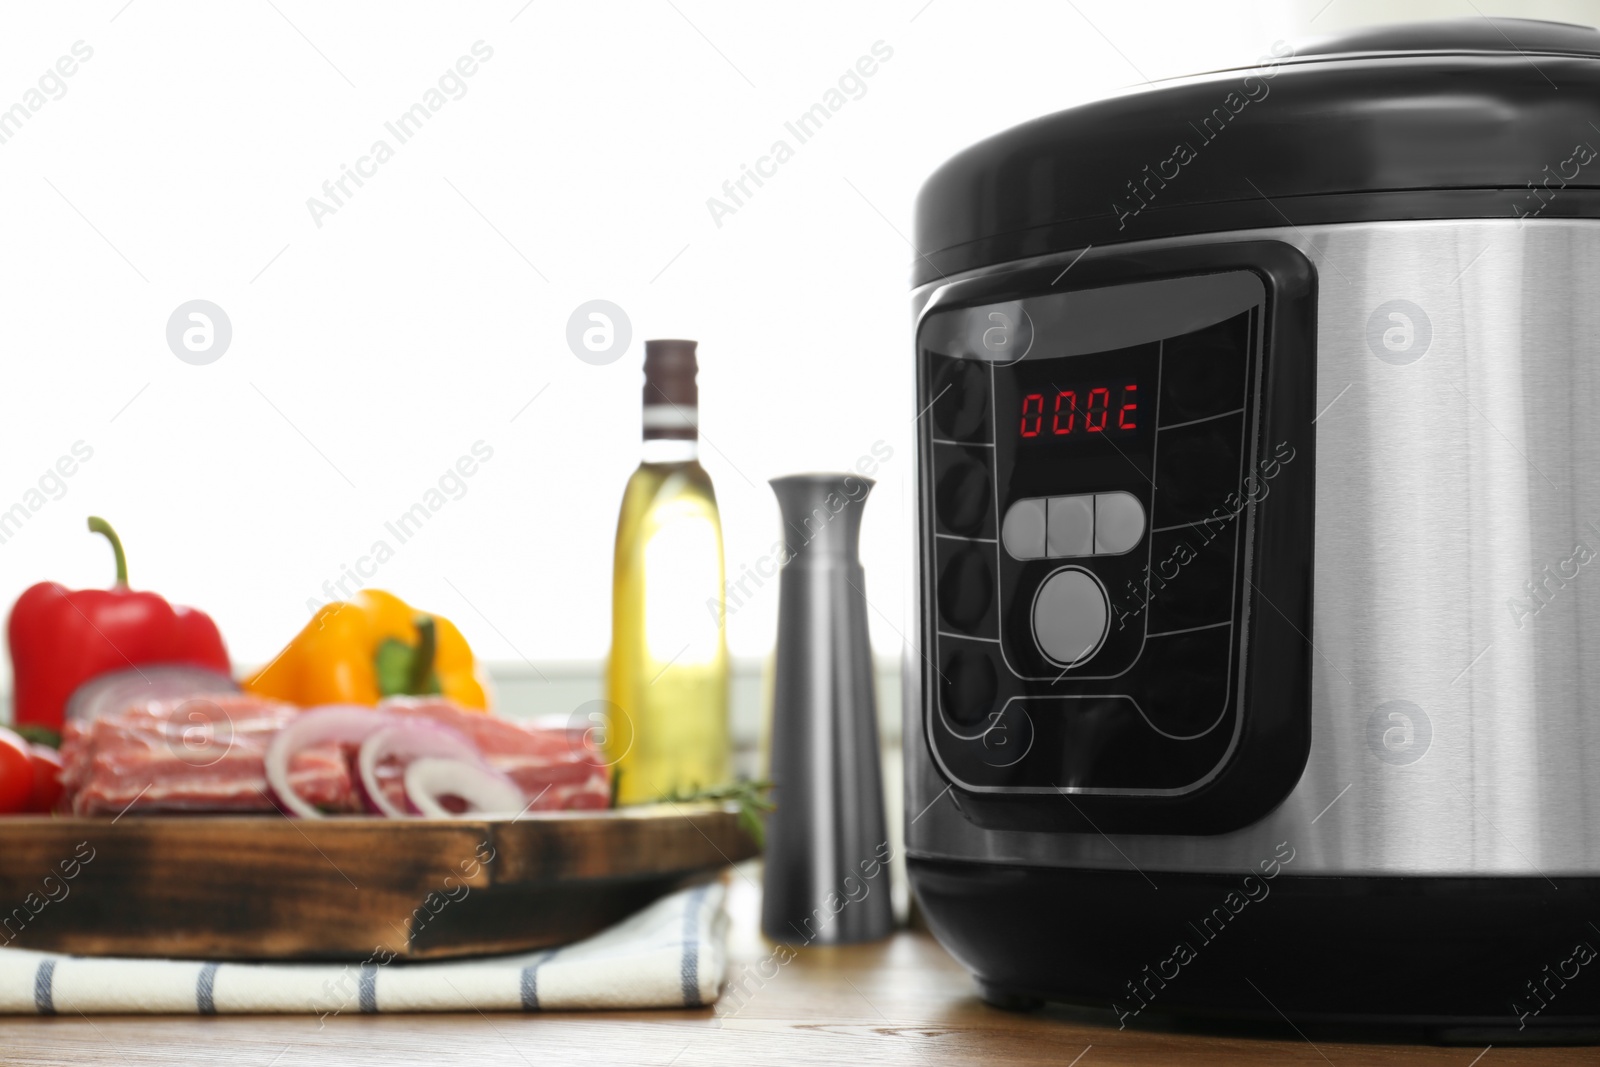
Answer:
[1154,413,1243,527]
[1147,525,1236,633]
[940,647,999,727]
[937,456,991,536]
[1052,696,1148,789]
[932,358,989,441]
[1032,568,1109,667]
[1141,626,1233,738]
[1047,495,1094,558]
[1001,499,1047,560]
[939,545,994,633]
[1094,492,1146,555]
[1160,312,1249,425]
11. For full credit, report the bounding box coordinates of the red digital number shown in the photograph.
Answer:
[1052,391,1076,435]
[1085,387,1110,432]
[1117,384,1138,430]
[1020,393,1043,437]
[1022,382,1137,439]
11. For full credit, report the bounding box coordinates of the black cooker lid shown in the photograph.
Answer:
[912,18,1600,286]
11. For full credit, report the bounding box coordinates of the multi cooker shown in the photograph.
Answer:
[905,17,1600,1036]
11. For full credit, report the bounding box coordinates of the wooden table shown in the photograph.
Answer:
[0,864,1591,1066]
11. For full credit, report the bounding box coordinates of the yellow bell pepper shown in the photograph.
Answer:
[244,589,489,711]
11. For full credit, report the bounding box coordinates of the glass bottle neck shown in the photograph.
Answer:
[642,437,699,463]
[642,403,698,463]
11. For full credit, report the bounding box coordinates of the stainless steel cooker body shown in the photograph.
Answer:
[907,216,1600,878]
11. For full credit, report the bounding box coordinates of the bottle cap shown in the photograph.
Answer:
[643,339,698,440]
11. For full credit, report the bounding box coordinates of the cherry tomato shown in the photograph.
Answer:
[28,744,63,813]
[0,727,34,814]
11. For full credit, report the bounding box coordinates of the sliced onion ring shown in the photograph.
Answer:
[357,721,481,818]
[264,706,386,818]
[66,665,239,723]
[404,757,525,818]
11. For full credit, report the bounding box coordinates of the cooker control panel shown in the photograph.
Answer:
[917,262,1313,813]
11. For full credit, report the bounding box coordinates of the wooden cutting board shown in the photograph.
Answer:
[0,805,758,961]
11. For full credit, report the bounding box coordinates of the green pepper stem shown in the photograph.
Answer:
[87,516,128,586]
[409,615,436,693]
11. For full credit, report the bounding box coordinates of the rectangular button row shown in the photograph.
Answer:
[1002,491,1145,560]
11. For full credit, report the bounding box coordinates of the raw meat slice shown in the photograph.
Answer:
[379,698,611,811]
[57,694,612,817]
[59,695,358,816]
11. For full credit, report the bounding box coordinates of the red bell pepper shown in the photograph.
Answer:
[7,517,231,732]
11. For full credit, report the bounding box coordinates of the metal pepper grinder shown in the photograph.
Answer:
[761,473,893,944]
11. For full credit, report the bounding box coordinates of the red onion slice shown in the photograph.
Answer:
[263,706,386,818]
[357,721,481,818]
[66,665,239,723]
[404,757,525,818]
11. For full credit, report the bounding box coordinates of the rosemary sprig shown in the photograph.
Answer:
[656,779,775,848]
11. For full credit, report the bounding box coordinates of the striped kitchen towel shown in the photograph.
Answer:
[0,881,726,1015]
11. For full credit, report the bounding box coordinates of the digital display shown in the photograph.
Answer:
[1018,381,1138,440]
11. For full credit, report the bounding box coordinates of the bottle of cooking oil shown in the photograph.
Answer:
[605,339,729,803]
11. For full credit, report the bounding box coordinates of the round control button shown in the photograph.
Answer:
[1031,567,1109,667]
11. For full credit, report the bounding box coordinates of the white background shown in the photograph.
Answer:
[0,0,1587,688]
